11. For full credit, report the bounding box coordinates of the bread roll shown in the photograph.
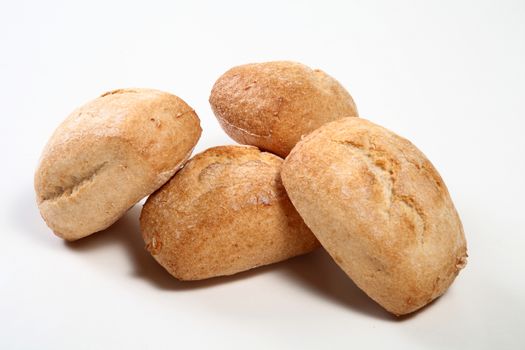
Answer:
[209,61,358,157]
[281,118,467,315]
[140,145,319,280]
[35,88,201,241]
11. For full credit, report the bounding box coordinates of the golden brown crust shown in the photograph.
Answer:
[209,61,358,157]
[140,145,319,280]
[281,118,467,315]
[34,88,201,240]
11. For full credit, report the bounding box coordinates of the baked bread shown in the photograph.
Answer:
[209,61,358,157]
[281,118,467,315]
[35,88,201,241]
[140,145,319,280]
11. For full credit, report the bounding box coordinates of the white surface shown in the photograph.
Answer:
[1,1,524,349]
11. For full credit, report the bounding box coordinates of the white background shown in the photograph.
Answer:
[1,1,524,349]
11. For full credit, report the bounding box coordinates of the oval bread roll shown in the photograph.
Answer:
[140,145,319,280]
[35,88,201,241]
[281,118,467,315]
[209,61,358,157]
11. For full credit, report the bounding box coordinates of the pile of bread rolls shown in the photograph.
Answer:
[35,61,467,316]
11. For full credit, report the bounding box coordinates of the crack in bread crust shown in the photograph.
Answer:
[100,88,139,97]
[395,194,427,244]
[41,161,109,202]
[216,111,273,138]
[333,139,427,244]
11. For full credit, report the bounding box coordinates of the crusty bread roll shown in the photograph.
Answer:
[35,88,201,241]
[140,145,319,280]
[281,118,467,315]
[209,61,358,157]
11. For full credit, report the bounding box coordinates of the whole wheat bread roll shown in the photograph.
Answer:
[140,145,319,280]
[281,118,467,315]
[35,88,201,241]
[209,61,358,157]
